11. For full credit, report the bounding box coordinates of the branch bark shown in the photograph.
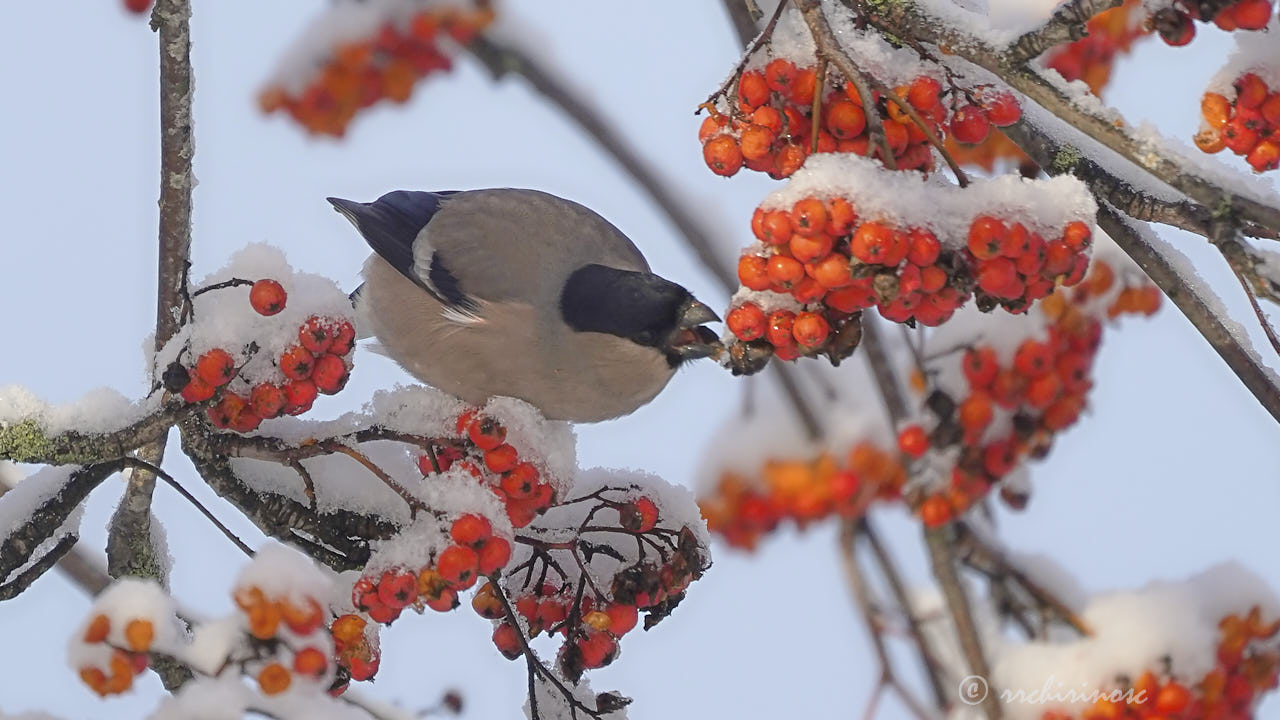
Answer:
[1003,0,1123,65]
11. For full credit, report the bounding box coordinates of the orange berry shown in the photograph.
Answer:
[792,312,830,348]
[697,114,727,142]
[248,599,282,640]
[790,198,829,237]
[279,345,314,381]
[298,315,335,354]
[850,221,895,265]
[282,379,318,415]
[311,353,349,395]
[809,252,852,289]
[484,444,519,473]
[258,662,292,696]
[466,416,507,450]
[1202,92,1233,130]
[84,614,111,644]
[727,303,767,341]
[1235,73,1269,110]
[773,144,807,177]
[740,124,777,161]
[477,536,513,575]
[1194,128,1226,154]
[751,105,784,134]
[950,105,990,144]
[789,232,834,263]
[897,425,929,458]
[437,545,480,589]
[738,254,772,291]
[1154,682,1191,714]
[293,647,328,679]
[703,135,743,177]
[825,197,857,236]
[195,348,236,387]
[737,71,770,110]
[788,67,817,105]
[825,100,866,139]
[958,392,993,432]
[450,513,492,547]
[281,597,324,635]
[330,614,367,646]
[619,497,660,533]
[907,76,942,111]
[766,310,798,347]
[767,255,805,289]
[1247,140,1280,172]
[920,495,953,528]
[249,279,287,316]
[764,58,798,93]
[760,209,794,246]
[123,619,154,652]
[968,216,1008,260]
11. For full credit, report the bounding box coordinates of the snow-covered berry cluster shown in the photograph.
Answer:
[1150,0,1275,46]
[415,410,560,528]
[72,581,168,697]
[259,4,494,137]
[724,155,1097,366]
[1198,73,1280,173]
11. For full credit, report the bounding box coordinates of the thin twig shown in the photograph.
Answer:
[121,457,256,558]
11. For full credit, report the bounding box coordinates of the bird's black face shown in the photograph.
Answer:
[560,264,722,366]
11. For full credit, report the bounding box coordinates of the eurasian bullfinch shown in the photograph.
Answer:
[329,189,721,422]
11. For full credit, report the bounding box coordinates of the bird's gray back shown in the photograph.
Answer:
[414,189,649,307]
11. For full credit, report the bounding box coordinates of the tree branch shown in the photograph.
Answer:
[0,403,187,466]
[925,526,1000,719]
[857,1,1280,234]
[720,0,760,48]
[998,118,1280,425]
[1003,0,1124,65]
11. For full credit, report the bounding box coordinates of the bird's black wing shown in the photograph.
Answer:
[328,191,479,317]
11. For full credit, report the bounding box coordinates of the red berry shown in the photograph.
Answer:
[279,346,314,381]
[477,537,512,575]
[195,348,236,387]
[249,279,287,316]
[764,58,798,93]
[249,383,285,419]
[906,228,941,267]
[377,569,418,609]
[738,255,772,291]
[981,90,1021,127]
[311,353,349,395]
[181,376,216,403]
[897,425,930,458]
[436,545,480,589]
[792,312,830,348]
[281,379,318,415]
[907,76,942,111]
[920,495,952,528]
[727,303,767,341]
[968,216,1008,260]
[493,622,524,660]
[123,0,152,13]
[619,497,659,533]
[465,415,506,451]
[450,514,492,547]
[703,135,743,177]
[1233,0,1274,30]
[790,198,828,237]
[605,603,639,637]
[950,105,991,144]
[977,258,1018,297]
[484,444,519,473]
[299,316,335,354]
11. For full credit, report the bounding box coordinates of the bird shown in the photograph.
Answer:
[327,188,722,423]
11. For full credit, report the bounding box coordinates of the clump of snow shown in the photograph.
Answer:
[761,153,1098,249]
[0,386,160,437]
[68,578,182,671]
[1207,15,1280,94]
[184,617,242,676]
[992,563,1280,720]
[0,465,83,569]
[235,542,333,606]
[156,243,356,392]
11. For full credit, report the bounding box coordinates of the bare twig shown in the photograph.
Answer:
[0,533,79,601]
[798,0,896,169]
[925,526,1000,719]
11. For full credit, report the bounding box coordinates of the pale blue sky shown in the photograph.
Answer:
[1,2,1278,719]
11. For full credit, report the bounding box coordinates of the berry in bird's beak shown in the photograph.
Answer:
[666,298,723,361]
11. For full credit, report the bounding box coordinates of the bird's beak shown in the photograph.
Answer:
[666,298,723,362]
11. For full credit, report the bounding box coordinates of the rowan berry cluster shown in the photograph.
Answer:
[351,513,512,625]
[172,308,356,429]
[259,6,494,137]
[699,58,1021,179]
[705,258,1162,545]
[700,443,903,550]
[75,613,155,697]
[1198,73,1280,173]
[1039,606,1280,720]
[906,260,1157,527]
[415,411,558,528]
[728,192,1093,361]
[473,484,707,681]
[329,613,379,692]
[1150,0,1275,46]
[232,583,332,696]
